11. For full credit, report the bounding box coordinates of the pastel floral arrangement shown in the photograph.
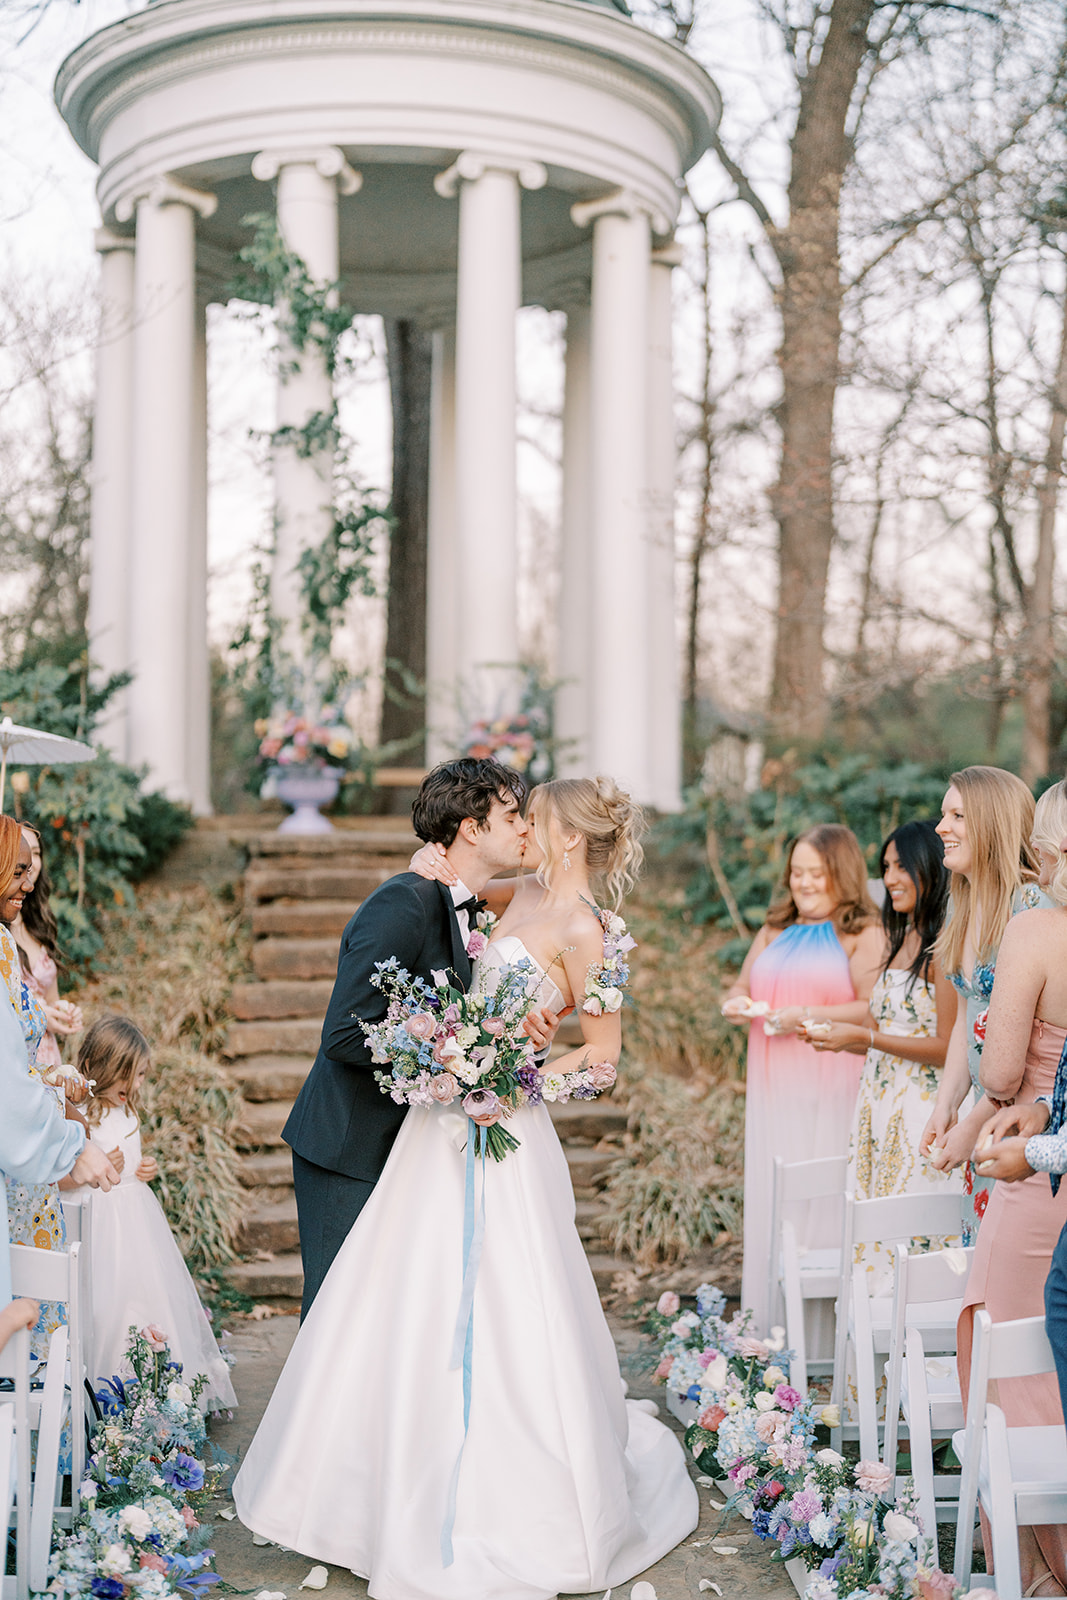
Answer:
[461,711,547,774]
[650,1288,968,1600]
[582,903,636,1017]
[361,956,617,1161]
[40,1326,224,1599]
[464,908,497,962]
[254,707,356,772]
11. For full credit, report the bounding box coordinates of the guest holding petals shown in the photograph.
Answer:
[722,824,884,1334]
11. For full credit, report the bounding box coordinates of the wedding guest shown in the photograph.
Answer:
[70,1015,237,1410]
[809,821,960,1291]
[721,824,884,1333]
[920,767,1049,1242]
[11,822,83,1073]
[951,779,1067,1595]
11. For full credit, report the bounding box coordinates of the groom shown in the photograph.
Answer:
[284,756,543,1317]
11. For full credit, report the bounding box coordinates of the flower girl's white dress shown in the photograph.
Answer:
[233,938,698,1599]
[76,1105,237,1413]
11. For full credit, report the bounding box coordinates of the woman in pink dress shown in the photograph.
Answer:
[956,779,1067,1597]
[723,825,884,1334]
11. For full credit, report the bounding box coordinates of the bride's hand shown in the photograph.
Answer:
[409,841,457,884]
[522,1007,559,1053]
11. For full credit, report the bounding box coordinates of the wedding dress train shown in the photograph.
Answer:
[233,937,697,1600]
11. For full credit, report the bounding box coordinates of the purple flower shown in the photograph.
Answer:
[91,1582,125,1599]
[162,1451,205,1492]
[518,1066,543,1104]
[789,1488,823,1524]
[462,1088,500,1119]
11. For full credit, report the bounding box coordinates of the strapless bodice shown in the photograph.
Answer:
[473,936,567,1016]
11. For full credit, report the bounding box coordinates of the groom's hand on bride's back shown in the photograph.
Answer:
[523,1006,561,1053]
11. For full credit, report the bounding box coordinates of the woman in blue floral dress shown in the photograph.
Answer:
[920,766,1051,1243]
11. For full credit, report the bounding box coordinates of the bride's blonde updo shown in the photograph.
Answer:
[529,776,646,909]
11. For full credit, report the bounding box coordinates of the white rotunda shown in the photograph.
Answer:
[55,0,720,811]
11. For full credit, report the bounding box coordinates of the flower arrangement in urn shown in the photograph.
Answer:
[255,707,356,772]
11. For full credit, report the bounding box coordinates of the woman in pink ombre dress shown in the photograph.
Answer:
[724,826,884,1335]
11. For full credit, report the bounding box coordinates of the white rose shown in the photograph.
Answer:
[607,914,626,936]
[541,1073,566,1101]
[815,1448,844,1465]
[456,1024,479,1048]
[101,1544,131,1576]
[754,1392,776,1412]
[882,1511,919,1543]
[166,1381,192,1407]
[600,986,624,1013]
[763,1366,786,1387]
[702,1353,729,1389]
[119,1505,153,1541]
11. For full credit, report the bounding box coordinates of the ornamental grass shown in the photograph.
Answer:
[74,884,251,1268]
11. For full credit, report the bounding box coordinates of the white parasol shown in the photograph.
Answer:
[0,716,97,812]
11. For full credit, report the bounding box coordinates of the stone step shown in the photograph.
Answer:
[245,866,392,903]
[230,979,334,1021]
[239,1150,295,1188]
[575,1198,607,1243]
[236,1100,291,1150]
[251,900,355,939]
[226,1018,323,1058]
[563,1145,617,1189]
[586,1254,635,1293]
[237,1196,301,1255]
[252,937,341,980]
[249,829,415,858]
[228,1055,312,1102]
[225,1252,304,1302]
[548,1100,627,1142]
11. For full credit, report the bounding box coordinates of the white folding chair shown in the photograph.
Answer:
[953,1310,1067,1599]
[831,1189,965,1452]
[0,1400,14,1583]
[0,1325,32,1600]
[60,1196,94,1390]
[9,1242,86,1522]
[769,1155,848,1394]
[880,1242,973,1529]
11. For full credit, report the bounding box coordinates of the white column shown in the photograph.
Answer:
[187,295,212,815]
[426,327,458,763]
[88,228,136,761]
[556,303,591,777]
[435,153,545,710]
[572,192,653,801]
[647,245,683,811]
[116,176,216,802]
[251,148,361,680]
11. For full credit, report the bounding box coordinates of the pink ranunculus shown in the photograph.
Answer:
[483,1016,507,1037]
[140,1324,167,1352]
[139,1553,168,1573]
[582,996,603,1016]
[755,1410,782,1442]
[738,1336,769,1359]
[404,1012,437,1041]
[463,1087,500,1120]
[774,1383,802,1411]
[466,931,488,958]
[181,1506,199,1529]
[855,1458,894,1495]
[589,1062,617,1090]
[654,1355,674,1379]
[430,1073,459,1103]
[917,1572,958,1600]
[671,1318,693,1339]
[657,1290,681,1316]
[698,1403,726,1431]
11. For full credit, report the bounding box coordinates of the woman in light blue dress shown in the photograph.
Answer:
[920,766,1051,1243]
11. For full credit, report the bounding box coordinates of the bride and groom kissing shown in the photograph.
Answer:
[233,757,699,1600]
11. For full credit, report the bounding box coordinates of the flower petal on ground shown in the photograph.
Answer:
[299,1567,329,1590]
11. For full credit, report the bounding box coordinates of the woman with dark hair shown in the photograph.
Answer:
[809,821,960,1291]
[722,823,884,1331]
[11,822,82,1074]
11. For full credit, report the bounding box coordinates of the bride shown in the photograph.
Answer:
[232,775,699,1600]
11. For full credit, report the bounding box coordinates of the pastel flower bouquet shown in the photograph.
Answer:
[255,707,357,773]
[361,956,617,1162]
[461,710,548,774]
[42,1326,224,1599]
[581,903,636,1017]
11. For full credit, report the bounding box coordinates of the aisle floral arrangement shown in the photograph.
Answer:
[254,707,356,772]
[38,1326,225,1599]
[651,1286,972,1600]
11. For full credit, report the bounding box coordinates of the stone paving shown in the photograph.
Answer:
[205,1313,795,1600]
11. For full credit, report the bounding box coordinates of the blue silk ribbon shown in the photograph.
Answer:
[441,1118,487,1567]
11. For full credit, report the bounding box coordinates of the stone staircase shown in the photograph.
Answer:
[222,825,630,1305]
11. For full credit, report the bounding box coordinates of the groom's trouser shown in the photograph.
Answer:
[291,1151,376,1321]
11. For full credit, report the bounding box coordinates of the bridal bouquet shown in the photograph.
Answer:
[362,956,617,1161]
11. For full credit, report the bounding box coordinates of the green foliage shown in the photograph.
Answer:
[297,487,389,662]
[230,213,356,374]
[672,752,947,931]
[0,656,194,966]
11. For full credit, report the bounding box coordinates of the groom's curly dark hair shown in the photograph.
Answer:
[411,758,529,846]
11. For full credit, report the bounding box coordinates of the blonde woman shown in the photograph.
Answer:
[920,766,1049,1243]
[235,777,701,1598]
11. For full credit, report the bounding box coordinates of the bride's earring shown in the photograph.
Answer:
[563,850,571,872]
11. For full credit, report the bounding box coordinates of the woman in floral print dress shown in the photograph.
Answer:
[811,820,960,1292]
[920,766,1052,1242]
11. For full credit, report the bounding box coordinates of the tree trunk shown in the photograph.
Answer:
[381,318,432,758]
[1021,282,1067,786]
[768,0,875,741]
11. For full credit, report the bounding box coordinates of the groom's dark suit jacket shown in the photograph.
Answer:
[283,873,472,1184]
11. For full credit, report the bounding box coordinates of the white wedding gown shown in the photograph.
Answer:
[233,937,698,1600]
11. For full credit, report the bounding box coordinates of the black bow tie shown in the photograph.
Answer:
[454,894,486,919]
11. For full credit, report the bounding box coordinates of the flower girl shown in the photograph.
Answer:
[72,1015,237,1414]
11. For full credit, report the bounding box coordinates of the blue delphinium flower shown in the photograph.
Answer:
[696,1284,727,1319]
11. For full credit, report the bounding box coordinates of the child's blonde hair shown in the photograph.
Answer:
[77,1014,150,1127]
